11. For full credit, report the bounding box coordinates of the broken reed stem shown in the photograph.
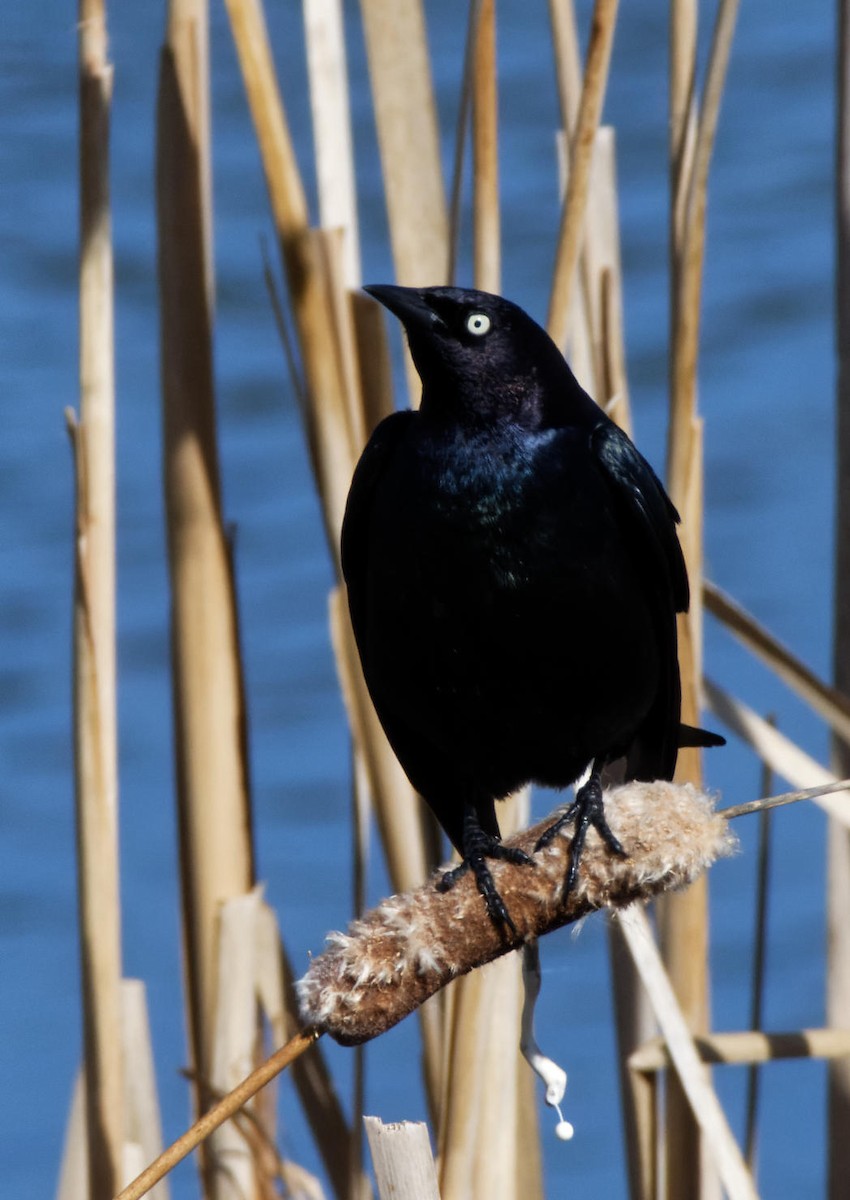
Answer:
[547,0,620,349]
[76,0,125,1194]
[114,1029,321,1200]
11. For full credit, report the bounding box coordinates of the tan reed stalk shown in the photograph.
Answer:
[304,0,361,287]
[704,679,844,800]
[632,1027,850,1072]
[669,0,697,264]
[330,590,445,1113]
[830,9,850,1191]
[359,0,449,287]
[546,0,620,351]
[548,0,582,136]
[436,9,540,1195]
[705,580,850,741]
[231,0,446,1113]
[662,7,739,1196]
[617,906,758,1200]
[364,1119,441,1200]
[569,120,657,1199]
[359,0,449,401]
[472,0,499,293]
[156,5,258,1194]
[74,3,124,1195]
[447,0,479,285]
[743,738,775,1171]
[115,1029,322,1200]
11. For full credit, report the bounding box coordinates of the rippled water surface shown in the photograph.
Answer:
[0,3,838,1196]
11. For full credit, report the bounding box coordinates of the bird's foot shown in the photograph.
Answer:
[437,838,533,935]
[534,774,626,896]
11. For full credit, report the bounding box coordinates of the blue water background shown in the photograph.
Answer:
[0,2,838,1196]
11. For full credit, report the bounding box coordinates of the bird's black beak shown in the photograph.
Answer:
[363,284,445,334]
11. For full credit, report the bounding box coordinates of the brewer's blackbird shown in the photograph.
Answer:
[342,284,722,929]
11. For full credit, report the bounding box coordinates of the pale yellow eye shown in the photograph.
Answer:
[466,312,491,336]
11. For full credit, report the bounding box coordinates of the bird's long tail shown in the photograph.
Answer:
[678,723,726,749]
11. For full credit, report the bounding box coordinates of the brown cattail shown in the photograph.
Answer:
[298,780,735,1045]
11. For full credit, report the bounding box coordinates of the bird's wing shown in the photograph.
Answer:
[341,409,416,651]
[591,419,688,780]
[591,420,689,614]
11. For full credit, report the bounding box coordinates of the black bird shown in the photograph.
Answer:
[342,284,722,929]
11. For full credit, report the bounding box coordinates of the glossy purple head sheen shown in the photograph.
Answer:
[363,284,597,430]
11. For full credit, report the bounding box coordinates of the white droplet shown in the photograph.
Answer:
[555,1120,575,1142]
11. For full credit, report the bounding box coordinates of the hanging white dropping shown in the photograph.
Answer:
[520,940,574,1141]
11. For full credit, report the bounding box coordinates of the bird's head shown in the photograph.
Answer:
[363,284,590,429]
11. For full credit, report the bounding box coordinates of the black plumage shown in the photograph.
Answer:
[342,284,722,928]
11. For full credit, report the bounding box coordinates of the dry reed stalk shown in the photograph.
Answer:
[830,11,850,1191]
[548,0,581,137]
[434,13,541,1193]
[446,0,478,285]
[223,0,355,555]
[330,589,445,1113]
[662,7,740,1194]
[75,3,124,1196]
[546,0,620,351]
[120,983,169,1200]
[586,128,632,430]
[570,119,653,1200]
[657,435,707,1200]
[359,0,449,400]
[115,1030,322,1200]
[618,907,758,1200]
[668,0,740,502]
[351,290,395,435]
[304,0,361,287]
[704,679,840,796]
[472,0,499,294]
[364,1119,441,1200]
[631,1027,850,1073]
[253,903,364,1200]
[57,984,168,1200]
[230,0,447,1113]
[743,744,774,1172]
[207,893,268,1197]
[435,794,542,1200]
[359,0,449,287]
[705,580,850,742]
[669,0,697,262]
[156,7,257,1195]
[57,1074,88,1200]
[623,1047,658,1200]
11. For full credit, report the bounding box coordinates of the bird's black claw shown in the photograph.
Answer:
[436,839,533,934]
[535,775,627,897]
